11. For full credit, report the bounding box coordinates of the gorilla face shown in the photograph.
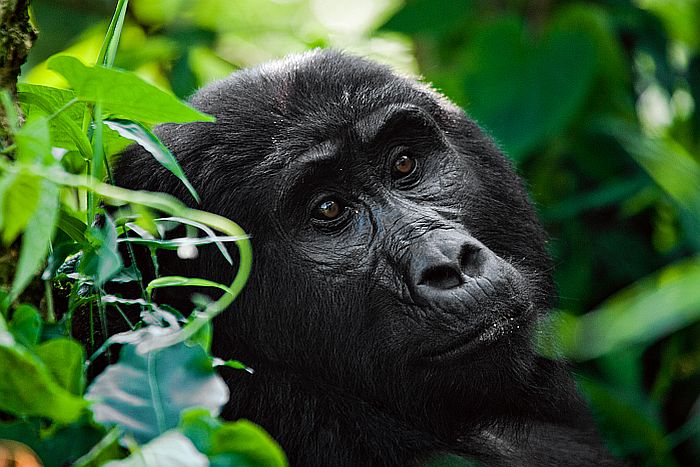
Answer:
[115,49,556,425]
[250,104,543,378]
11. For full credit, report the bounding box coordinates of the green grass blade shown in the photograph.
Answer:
[98,0,130,68]
[104,118,200,203]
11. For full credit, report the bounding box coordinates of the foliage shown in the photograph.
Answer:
[0,0,698,466]
[0,1,277,465]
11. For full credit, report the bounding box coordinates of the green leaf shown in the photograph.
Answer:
[98,0,129,68]
[578,378,674,462]
[157,216,234,265]
[215,359,253,374]
[17,84,92,158]
[10,179,60,301]
[15,113,54,165]
[104,119,200,203]
[609,121,700,225]
[211,419,288,467]
[57,207,87,243]
[189,320,212,352]
[0,171,41,245]
[146,276,233,299]
[80,215,123,287]
[179,410,287,467]
[35,338,86,395]
[0,419,105,467]
[104,431,208,467]
[33,422,107,467]
[47,55,215,124]
[420,454,480,467]
[457,17,597,161]
[381,0,472,36]
[87,329,229,443]
[73,427,124,467]
[0,331,88,423]
[549,256,700,360]
[8,304,42,348]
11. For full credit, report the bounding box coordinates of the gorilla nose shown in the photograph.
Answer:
[410,230,492,298]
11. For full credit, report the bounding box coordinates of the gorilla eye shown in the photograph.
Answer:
[392,154,416,178]
[315,199,343,220]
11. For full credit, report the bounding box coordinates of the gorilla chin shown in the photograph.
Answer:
[113,49,621,466]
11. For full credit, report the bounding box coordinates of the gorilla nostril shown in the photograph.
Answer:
[419,265,463,290]
[460,245,486,278]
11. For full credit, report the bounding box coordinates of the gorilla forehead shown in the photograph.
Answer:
[189,49,451,168]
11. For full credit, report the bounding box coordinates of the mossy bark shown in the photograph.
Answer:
[1,0,41,309]
[1,0,36,144]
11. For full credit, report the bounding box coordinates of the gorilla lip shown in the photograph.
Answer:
[421,313,526,363]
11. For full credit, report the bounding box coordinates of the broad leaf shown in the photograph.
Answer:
[35,338,86,395]
[381,0,472,36]
[8,304,42,348]
[211,419,288,467]
[455,17,596,161]
[47,55,214,124]
[180,409,288,467]
[17,84,92,158]
[87,327,229,443]
[0,331,88,423]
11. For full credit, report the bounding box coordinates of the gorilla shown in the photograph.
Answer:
[113,50,620,466]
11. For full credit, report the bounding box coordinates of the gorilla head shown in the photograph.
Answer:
[114,50,617,466]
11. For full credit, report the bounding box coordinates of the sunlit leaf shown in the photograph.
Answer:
[98,0,129,68]
[17,84,92,158]
[610,121,700,225]
[10,179,60,301]
[47,55,214,124]
[15,113,54,165]
[0,171,41,245]
[548,256,700,360]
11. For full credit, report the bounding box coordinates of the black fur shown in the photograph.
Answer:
[113,50,620,466]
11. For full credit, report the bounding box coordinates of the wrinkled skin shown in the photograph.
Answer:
[114,50,620,466]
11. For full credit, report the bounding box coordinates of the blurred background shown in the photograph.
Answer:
[21,0,700,465]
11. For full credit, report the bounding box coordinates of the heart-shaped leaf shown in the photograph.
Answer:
[87,327,229,443]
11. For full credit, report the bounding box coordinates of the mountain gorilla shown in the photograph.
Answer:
[113,50,619,466]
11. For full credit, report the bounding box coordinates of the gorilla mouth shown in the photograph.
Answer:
[421,311,529,363]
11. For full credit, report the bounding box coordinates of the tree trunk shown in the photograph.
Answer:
[1,0,36,144]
